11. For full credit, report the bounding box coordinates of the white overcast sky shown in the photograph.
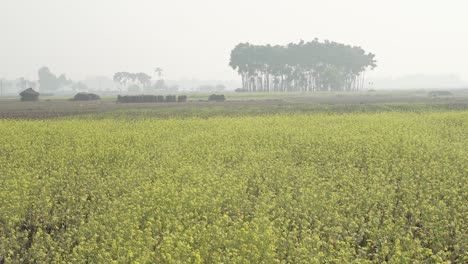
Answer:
[1,0,467,81]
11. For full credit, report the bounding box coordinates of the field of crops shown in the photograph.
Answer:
[0,110,467,263]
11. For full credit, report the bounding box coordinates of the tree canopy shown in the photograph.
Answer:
[229,40,377,92]
[113,72,152,92]
[38,67,72,93]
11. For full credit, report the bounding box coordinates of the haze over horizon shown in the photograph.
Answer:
[1,0,467,82]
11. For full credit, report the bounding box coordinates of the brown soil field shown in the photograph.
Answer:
[0,99,285,119]
[0,92,467,119]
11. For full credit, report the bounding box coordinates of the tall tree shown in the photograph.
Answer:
[113,72,130,92]
[38,67,58,93]
[135,72,152,89]
[155,68,163,80]
[57,74,72,88]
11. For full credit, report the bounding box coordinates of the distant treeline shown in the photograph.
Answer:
[117,95,187,103]
[229,40,376,92]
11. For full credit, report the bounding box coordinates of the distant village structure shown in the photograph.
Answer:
[19,88,40,101]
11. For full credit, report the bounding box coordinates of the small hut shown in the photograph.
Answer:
[73,92,101,101]
[19,88,40,101]
[165,95,177,102]
[208,94,226,102]
[177,95,188,102]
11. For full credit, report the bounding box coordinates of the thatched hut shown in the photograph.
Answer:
[177,95,188,102]
[73,92,101,101]
[208,94,226,102]
[165,95,177,102]
[19,88,40,101]
[116,94,187,103]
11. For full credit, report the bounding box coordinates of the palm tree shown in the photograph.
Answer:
[154,68,163,80]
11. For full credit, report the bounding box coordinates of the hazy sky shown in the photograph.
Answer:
[1,0,467,81]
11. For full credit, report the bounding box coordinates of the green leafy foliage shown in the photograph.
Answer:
[229,40,376,92]
[0,112,466,262]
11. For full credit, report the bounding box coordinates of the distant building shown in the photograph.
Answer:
[19,88,40,101]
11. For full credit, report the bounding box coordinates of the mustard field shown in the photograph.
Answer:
[0,112,467,263]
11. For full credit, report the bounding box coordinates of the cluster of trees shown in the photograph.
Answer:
[113,72,152,92]
[0,78,36,96]
[6,67,95,95]
[38,67,73,93]
[229,40,377,92]
[113,71,176,93]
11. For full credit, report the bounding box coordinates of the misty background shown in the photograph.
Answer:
[1,0,468,93]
